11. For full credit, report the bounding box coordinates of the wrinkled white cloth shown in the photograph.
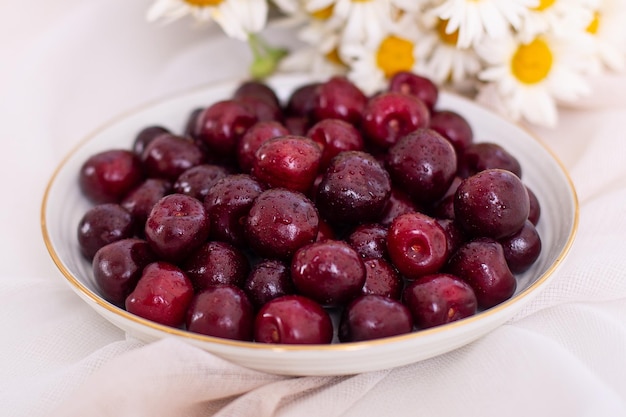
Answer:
[1,1,626,416]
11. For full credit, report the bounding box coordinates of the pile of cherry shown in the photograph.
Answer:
[77,72,542,344]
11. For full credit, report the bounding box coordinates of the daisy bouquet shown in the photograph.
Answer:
[147,0,626,128]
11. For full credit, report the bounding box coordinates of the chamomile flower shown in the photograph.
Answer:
[517,0,593,42]
[583,0,626,72]
[475,30,591,127]
[417,16,482,86]
[303,0,407,46]
[147,0,269,40]
[277,14,347,79]
[429,0,538,49]
[341,14,428,95]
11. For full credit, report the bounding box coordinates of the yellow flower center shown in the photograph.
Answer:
[376,35,415,78]
[311,5,334,20]
[184,0,222,6]
[511,38,553,84]
[325,47,346,67]
[533,0,555,11]
[586,11,600,34]
[436,19,459,46]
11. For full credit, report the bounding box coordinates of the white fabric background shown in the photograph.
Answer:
[1,1,625,416]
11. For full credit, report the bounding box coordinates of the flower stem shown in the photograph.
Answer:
[248,33,288,79]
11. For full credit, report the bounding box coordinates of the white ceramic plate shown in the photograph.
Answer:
[41,73,578,376]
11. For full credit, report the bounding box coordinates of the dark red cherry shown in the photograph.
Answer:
[312,76,367,125]
[306,118,364,169]
[254,295,333,344]
[172,164,229,201]
[338,295,413,342]
[402,273,477,329]
[186,285,254,341]
[78,203,136,260]
[499,220,542,274]
[125,261,194,328]
[237,121,290,173]
[362,92,430,150]
[132,125,170,156]
[454,169,530,239]
[252,135,322,193]
[183,241,250,291]
[79,149,144,204]
[387,212,448,279]
[203,174,265,247]
[457,142,522,179]
[243,259,295,310]
[120,178,172,228]
[92,238,157,306]
[316,151,391,225]
[144,194,210,262]
[245,188,319,260]
[428,110,473,156]
[446,238,517,309]
[388,71,439,111]
[361,257,402,299]
[386,128,457,205]
[141,133,205,181]
[291,240,366,307]
[193,99,258,158]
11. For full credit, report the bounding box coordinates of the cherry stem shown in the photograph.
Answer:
[247,33,288,80]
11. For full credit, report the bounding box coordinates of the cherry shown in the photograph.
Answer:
[237,121,290,173]
[245,188,319,260]
[285,82,320,118]
[120,178,172,228]
[183,241,250,291]
[347,223,389,260]
[193,99,258,158]
[141,133,205,181]
[144,194,210,262]
[291,240,366,307]
[446,238,517,309]
[457,142,522,179]
[92,238,157,306]
[77,203,136,260]
[362,92,430,149]
[254,295,333,344]
[499,220,542,274]
[428,110,473,156]
[387,212,448,279]
[377,186,421,227]
[386,128,457,205]
[186,285,254,341]
[243,259,295,310]
[125,261,194,328]
[203,174,265,247]
[316,151,391,225]
[436,218,467,258]
[526,186,541,225]
[388,71,439,111]
[79,149,144,204]
[132,125,170,156]
[338,295,413,342]
[454,169,530,239]
[183,108,203,139]
[306,118,364,169]
[361,257,402,299]
[402,273,477,329]
[233,80,281,110]
[252,135,322,193]
[312,76,367,125]
[172,164,229,201]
